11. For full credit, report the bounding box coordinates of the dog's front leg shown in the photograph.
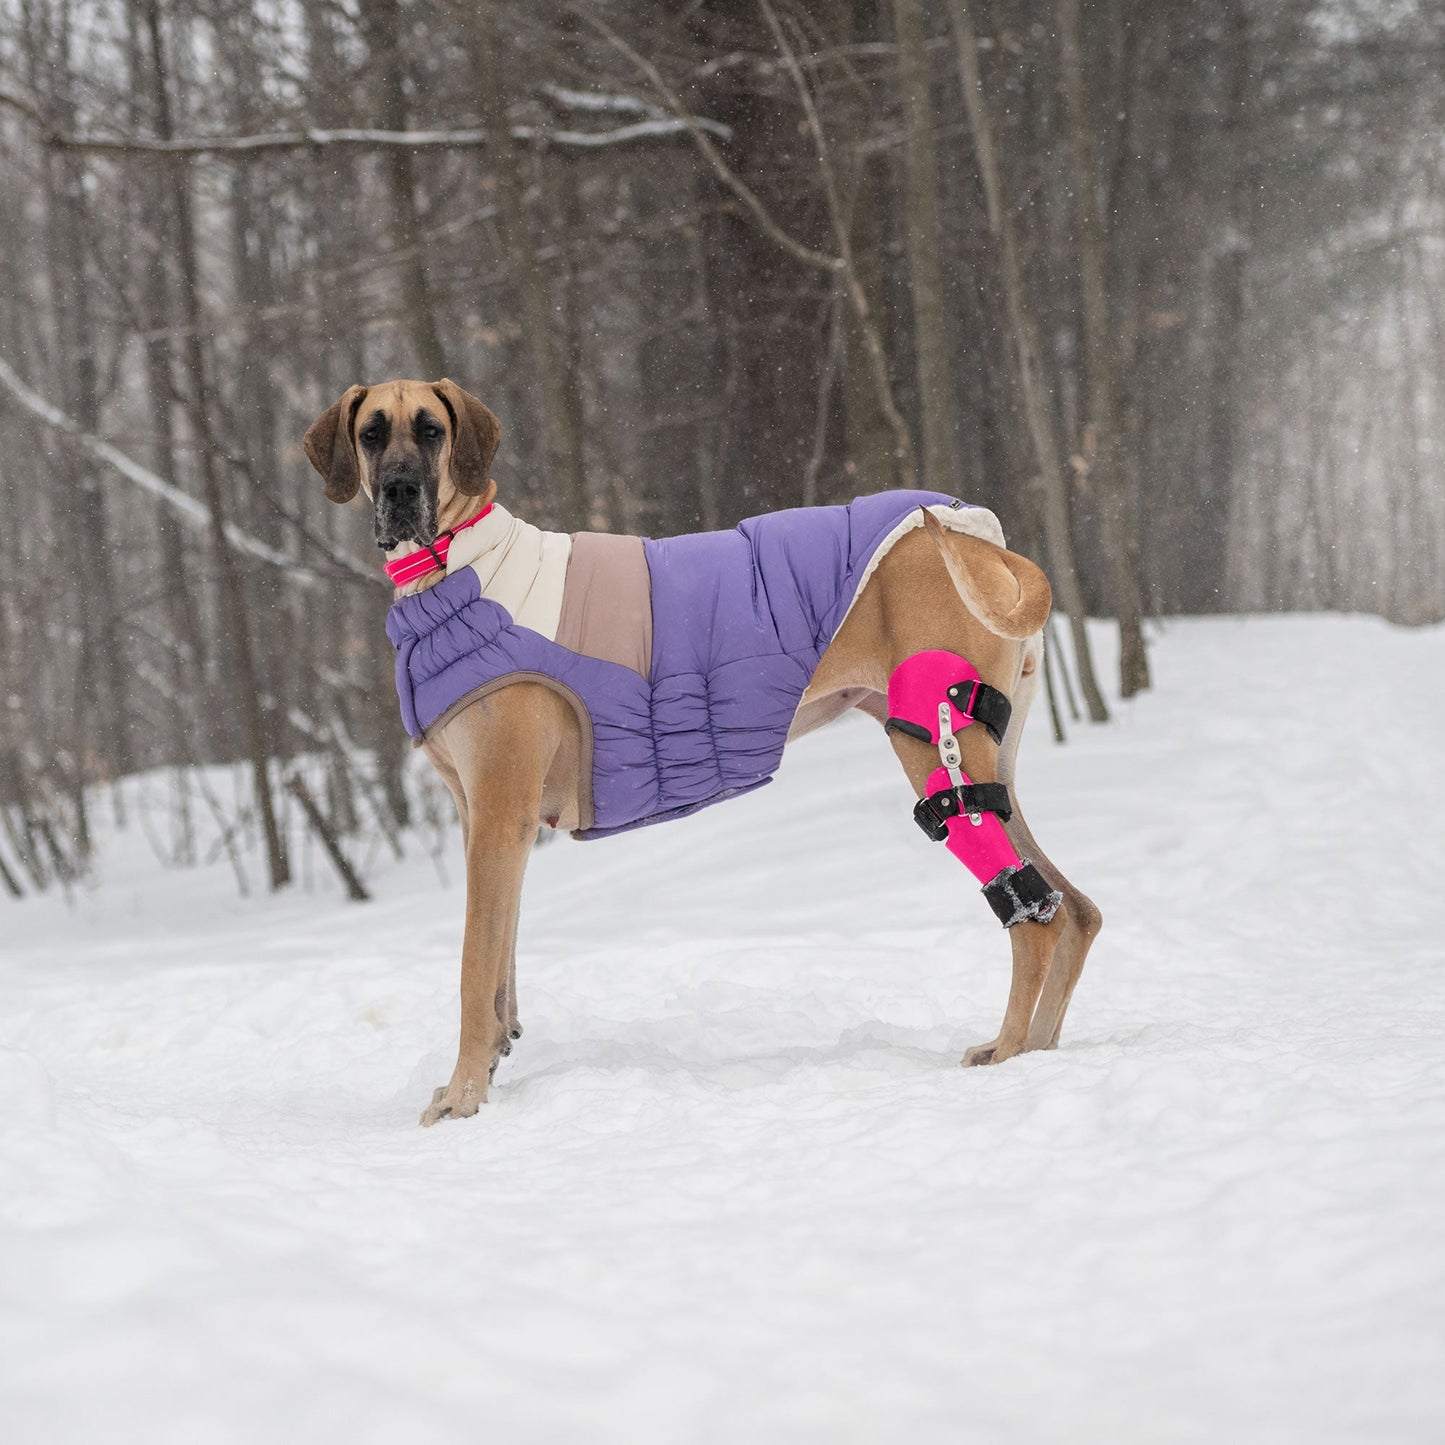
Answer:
[420,695,554,1126]
[418,687,576,1125]
[420,807,533,1125]
[500,939,521,1048]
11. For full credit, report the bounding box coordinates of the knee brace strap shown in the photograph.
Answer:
[914,780,1013,840]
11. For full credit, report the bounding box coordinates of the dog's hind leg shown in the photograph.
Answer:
[1003,800,1100,1051]
[994,638,1102,1052]
[886,723,1063,1066]
[882,629,1096,1065]
[819,522,1099,1063]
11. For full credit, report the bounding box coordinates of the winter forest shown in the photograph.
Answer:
[1,0,1442,899]
[4,5,1445,1439]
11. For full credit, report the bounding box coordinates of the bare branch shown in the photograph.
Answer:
[0,82,729,157]
[539,83,733,135]
[569,6,843,275]
[0,354,380,591]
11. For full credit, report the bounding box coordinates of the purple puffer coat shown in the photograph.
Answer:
[387,490,967,838]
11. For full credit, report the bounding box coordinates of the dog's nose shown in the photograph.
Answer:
[381,473,422,503]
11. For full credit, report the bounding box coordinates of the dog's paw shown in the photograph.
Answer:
[961,1038,1017,1067]
[419,1075,487,1126]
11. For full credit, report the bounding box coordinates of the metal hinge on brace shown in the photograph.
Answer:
[937,703,982,826]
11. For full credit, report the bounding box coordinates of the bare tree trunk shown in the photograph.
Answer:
[948,0,1109,721]
[1387,281,1424,623]
[359,0,448,379]
[552,156,594,526]
[890,0,960,492]
[756,0,916,492]
[286,774,369,902]
[41,161,92,859]
[55,159,134,776]
[1057,0,1149,696]
[1202,0,1250,615]
[1041,631,1067,744]
[127,0,204,755]
[34,1,135,810]
[368,620,410,831]
[551,9,598,526]
[469,3,589,529]
[831,0,897,494]
[1125,7,1203,616]
[145,0,289,890]
[300,0,370,388]
[839,156,898,494]
[0,837,21,898]
[222,5,296,756]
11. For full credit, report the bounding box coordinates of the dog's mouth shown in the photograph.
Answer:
[374,494,438,553]
[376,526,434,552]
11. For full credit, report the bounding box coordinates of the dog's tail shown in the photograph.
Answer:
[919,508,1051,641]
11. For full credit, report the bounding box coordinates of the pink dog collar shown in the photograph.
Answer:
[384,503,494,587]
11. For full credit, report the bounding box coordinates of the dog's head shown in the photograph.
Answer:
[302,379,501,550]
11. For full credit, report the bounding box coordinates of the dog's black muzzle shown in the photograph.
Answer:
[374,469,437,550]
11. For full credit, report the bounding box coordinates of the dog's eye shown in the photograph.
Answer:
[422,423,444,441]
[359,425,381,445]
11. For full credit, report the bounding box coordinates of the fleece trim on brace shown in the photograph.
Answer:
[982,861,1062,927]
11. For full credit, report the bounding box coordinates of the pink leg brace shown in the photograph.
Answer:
[886,651,1061,928]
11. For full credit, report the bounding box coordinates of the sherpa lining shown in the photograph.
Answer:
[831,500,1005,640]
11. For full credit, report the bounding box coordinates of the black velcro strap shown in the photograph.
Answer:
[945,680,1013,745]
[884,716,934,745]
[912,782,1014,841]
[982,861,1063,928]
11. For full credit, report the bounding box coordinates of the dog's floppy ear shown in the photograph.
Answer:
[302,385,369,503]
[431,379,501,496]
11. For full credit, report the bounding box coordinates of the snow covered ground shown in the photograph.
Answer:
[2,615,1444,1444]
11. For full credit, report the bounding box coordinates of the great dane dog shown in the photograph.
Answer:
[303,379,1101,1125]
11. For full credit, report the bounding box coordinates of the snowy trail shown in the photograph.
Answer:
[3,616,1444,1444]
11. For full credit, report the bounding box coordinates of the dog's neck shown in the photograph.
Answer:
[387,494,498,597]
